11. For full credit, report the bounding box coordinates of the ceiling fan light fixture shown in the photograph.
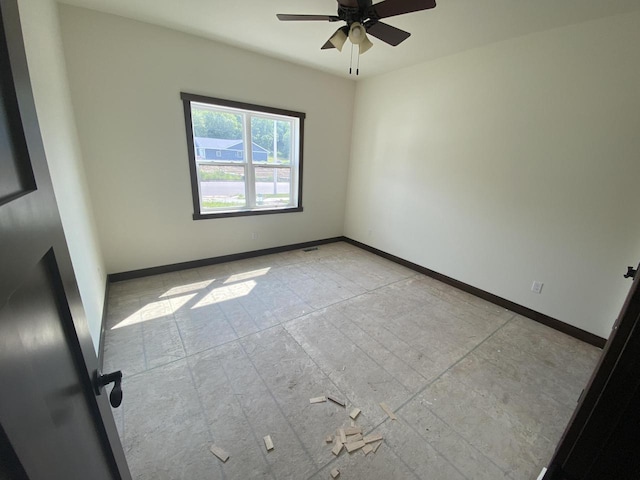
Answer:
[348,22,366,45]
[329,28,348,51]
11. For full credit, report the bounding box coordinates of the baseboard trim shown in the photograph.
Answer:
[343,237,606,348]
[105,235,606,348]
[97,278,110,371]
[107,236,346,283]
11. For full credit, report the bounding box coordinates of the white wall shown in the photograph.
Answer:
[58,6,356,275]
[18,0,106,352]
[345,12,640,339]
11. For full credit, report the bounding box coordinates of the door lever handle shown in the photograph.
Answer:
[624,266,637,280]
[94,369,123,408]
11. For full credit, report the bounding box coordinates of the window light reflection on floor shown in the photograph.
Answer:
[111,270,266,330]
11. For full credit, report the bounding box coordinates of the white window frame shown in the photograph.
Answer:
[181,92,304,219]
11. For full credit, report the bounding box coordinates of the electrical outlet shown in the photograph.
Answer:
[531,281,544,294]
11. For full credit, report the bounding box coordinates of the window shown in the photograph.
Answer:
[181,92,304,219]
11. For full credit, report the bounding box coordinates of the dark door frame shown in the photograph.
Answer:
[545,265,640,479]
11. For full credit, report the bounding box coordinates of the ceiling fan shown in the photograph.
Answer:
[276,0,437,55]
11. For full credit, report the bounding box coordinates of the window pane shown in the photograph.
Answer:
[191,105,244,162]
[251,117,291,165]
[254,167,291,207]
[198,165,246,209]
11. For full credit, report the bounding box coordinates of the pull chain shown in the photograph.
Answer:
[349,43,354,75]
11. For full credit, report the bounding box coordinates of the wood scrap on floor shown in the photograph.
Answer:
[339,428,347,444]
[346,433,363,443]
[330,468,341,478]
[209,444,230,463]
[327,395,346,407]
[372,441,383,453]
[263,435,274,452]
[363,444,374,455]
[325,435,333,443]
[363,433,383,444]
[310,396,327,404]
[345,439,366,453]
[349,408,361,420]
[331,441,344,456]
[379,402,398,420]
[343,426,362,435]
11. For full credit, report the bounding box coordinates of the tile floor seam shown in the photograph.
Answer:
[488,322,597,381]
[236,333,319,472]
[390,314,519,476]
[363,313,518,440]
[355,312,452,367]
[235,296,264,334]
[140,321,149,371]
[217,353,278,480]
[469,340,583,409]
[324,314,428,393]
[387,418,472,480]
[402,406,507,479]
[184,359,228,480]
[399,312,517,409]
[444,351,574,442]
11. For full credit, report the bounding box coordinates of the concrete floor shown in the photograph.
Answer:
[104,242,601,480]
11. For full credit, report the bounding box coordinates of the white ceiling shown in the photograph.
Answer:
[58,0,640,79]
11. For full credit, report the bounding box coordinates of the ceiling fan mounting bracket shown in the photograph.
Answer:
[337,5,380,28]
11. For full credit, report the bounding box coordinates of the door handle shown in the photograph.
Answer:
[93,369,123,408]
[624,266,637,280]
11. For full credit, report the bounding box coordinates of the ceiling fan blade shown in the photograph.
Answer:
[276,14,340,22]
[365,21,410,46]
[321,39,336,50]
[372,0,436,19]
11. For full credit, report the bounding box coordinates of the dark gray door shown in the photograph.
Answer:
[545,265,640,479]
[0,1,130,478]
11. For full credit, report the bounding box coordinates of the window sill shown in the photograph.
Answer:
[193,206,303,220]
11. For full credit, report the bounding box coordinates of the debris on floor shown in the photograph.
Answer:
[363,433,383,444]
[263,435,274,452]
[343,426,362,435]
[379,402,397,420]
[209,444,229,463]
[345,439,366,453]
[207,394,389,473]
[331,441,344,456]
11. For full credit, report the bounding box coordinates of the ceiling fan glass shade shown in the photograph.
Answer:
[359,34,373,54]
[329,27,348,51]
[348,22,366,45]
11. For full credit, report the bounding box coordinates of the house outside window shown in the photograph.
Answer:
[181,92,304,219]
